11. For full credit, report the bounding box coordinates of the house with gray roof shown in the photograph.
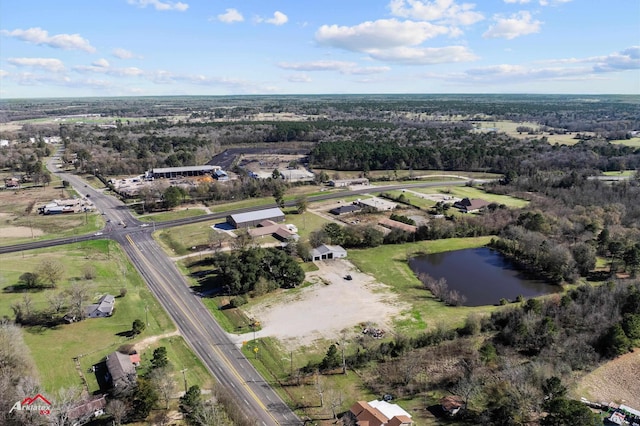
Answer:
[85,294,115,318]
[105,351,136,392]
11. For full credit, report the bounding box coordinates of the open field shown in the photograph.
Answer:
[315,169,501,181]
[610,137,640,147]
[411,185,530,208]
[602,170,636,177]
[348,237,498,334]
[574,350,640,407]
[472,120,587,145]
[0,240,176,393]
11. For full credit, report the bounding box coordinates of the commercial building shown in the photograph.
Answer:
[146,165,220,179]
[329,178,369,187]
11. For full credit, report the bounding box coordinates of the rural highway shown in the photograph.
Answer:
[2,151,475,423]
[42,152,298,425]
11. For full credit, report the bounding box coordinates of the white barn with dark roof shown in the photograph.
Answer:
[227,207,285,229]
[311,244,347,261]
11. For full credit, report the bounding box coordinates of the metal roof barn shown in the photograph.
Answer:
[227,207,285,229]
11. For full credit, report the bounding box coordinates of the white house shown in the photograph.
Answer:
[311,244,347,261]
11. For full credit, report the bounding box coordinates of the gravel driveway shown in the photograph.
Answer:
[237,259,408,350]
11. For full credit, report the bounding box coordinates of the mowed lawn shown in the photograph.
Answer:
[348,237,498,334]
[0,240,176,393]
[411,185,530,208]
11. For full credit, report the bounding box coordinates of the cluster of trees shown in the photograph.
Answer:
[211,247,305,297]
[309,222,385,249]
[336,279,638,425]
[9,261,96,327]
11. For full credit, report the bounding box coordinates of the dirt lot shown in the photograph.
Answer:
[575,350,640,406]
[240,259,409,351]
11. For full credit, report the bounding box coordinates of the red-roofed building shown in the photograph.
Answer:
[348,400,413,426]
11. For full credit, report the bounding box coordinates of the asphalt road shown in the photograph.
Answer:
[43,151,299,425]
[4,153,480,423]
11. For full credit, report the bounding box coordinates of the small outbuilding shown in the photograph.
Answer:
[227,207,285,229]
[311,244,347,261]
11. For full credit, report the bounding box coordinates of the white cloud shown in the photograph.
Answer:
[278,60,357,72]
[0,69,9,78]
[278,60,391,75]
[127,0,188,11]
[432,46,639,86]
[73,63,144,77]
[92,58,110,68]
[368,45,477,64]
[483,11,542,39]
[8,57,65,72]
[539,0,572,5]
[590,46,640,72]
[255,11,289,26]
[112,48,139,59]
[217,8,244,24]
[287,74,312,83]
[504,0,531,3]
[388,0,484,26]
[316,19,449,51]
[265,11,288,26]
[1,27,95,52]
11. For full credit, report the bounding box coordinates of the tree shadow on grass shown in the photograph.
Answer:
[3,284,51,293]
[116,330,135,338]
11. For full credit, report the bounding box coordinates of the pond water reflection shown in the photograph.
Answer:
[408,247,560,306]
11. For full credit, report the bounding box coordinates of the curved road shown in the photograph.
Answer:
[3,151,478,423]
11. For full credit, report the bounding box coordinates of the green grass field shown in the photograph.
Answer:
[0,240,177,393]
[610,137,640,147]
[602,170,637,177]
[411,185,530,208]
[348,237,498,334]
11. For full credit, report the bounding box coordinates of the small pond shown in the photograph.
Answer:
[408,247,560,306]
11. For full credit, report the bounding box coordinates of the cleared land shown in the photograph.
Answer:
[575,350,640,407]
[0,176,102,245]
[239,259,410,351]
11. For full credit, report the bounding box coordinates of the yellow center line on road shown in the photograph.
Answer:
[124,234,277,424]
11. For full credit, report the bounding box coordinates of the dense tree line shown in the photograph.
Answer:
[210,247,305,296]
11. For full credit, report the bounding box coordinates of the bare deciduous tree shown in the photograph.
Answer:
[66,283,91,320]
[106,399,128,426]
[37,259,64,287]
[47,292,67,314]
[149,367,175,410]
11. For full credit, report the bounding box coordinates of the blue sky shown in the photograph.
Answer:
[1,0,638,98]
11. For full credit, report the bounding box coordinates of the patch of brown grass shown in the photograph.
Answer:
[574,350,640,407]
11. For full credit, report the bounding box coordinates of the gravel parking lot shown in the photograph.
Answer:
[240,259,409,350]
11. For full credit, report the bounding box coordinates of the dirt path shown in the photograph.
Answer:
[133,330,181,351]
